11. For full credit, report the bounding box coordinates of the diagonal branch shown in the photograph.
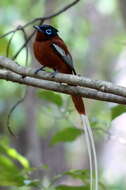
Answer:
[0,56,126,105]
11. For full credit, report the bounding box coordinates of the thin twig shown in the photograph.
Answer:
[12,19,44,60]
[0,0,80,39]
[6,31,17,57]
[12,31,35,60]
[0,26,22,39]
[23,0,80,28]
[7,28,29,136]
[20,28,29,66]
[7,88,28,137]
[7,99,22,137]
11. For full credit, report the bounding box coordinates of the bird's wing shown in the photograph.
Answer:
[51,43,76,74]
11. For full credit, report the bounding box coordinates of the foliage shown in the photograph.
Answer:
[111,105,126,120]
[51,127,83,145]
[38,90,63,107]
[0,139,39,187]
[55,185,88,190]
[0,138,92,189]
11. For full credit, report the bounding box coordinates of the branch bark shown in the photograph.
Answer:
[0,56,126,105]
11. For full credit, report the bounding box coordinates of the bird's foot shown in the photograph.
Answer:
[50,71,58,78]
[21,75,26,79]
[34,66,45,74]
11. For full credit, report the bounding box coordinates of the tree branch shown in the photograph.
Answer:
[0,56,126,98]
[0,56,126,105]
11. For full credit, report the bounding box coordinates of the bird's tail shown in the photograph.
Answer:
[71,95,98,190]
[71,95,86,114]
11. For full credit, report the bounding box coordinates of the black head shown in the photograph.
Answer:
[33,24,58,38]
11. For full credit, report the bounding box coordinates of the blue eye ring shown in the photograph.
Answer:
[45,29,52,35]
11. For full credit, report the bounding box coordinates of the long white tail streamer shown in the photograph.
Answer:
[80,114,98,190]
[81,115,93,190]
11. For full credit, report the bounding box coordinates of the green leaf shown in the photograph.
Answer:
[38,90,63,106]
[6,147,29,168]
[0,155,26,186]
[51,170,89,187]
[111,105,126,120]
[56,185,88,190]
[63,169,89,181]
[0,144,29,169]
[0,141,33,187]
[52,170,90,189]
[51,127,83,145]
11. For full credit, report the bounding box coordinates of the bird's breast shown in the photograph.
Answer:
[33,41,72,74]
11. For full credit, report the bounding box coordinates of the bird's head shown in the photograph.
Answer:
[33,24,58,41]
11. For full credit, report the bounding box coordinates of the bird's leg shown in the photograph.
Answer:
[34,65,45,74]
[50,69,58,78]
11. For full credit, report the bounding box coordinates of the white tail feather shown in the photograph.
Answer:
[81,115,93,190]
[80,114,98,190]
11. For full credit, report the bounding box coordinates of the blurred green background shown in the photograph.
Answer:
[0,0,126,189]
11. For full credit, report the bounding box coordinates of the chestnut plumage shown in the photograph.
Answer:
[33,24,85,114]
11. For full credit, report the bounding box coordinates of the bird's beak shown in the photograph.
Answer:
[33,25,41,32]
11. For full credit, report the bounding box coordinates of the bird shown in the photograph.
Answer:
[33,24,98,190]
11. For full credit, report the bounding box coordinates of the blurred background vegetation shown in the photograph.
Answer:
[0,0,126,189]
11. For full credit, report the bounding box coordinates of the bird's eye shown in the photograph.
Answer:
[45,29,52,35]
